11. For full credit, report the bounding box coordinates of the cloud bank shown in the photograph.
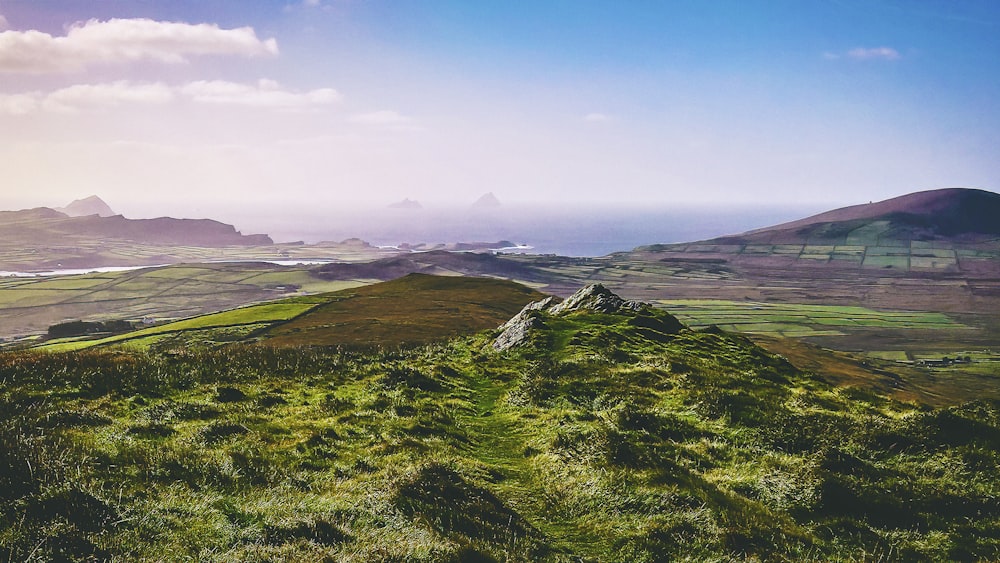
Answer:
[0,80,339,114]
[0,18,278,73]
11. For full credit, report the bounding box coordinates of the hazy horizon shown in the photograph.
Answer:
[2,1,998,213]
[0,194,826,256]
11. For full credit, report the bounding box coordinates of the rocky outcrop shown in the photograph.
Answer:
[492,284,680,351]
[492,296,559,351]
[549,283,646,315]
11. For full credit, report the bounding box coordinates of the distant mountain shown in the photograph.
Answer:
[472,192,502,209]
[56,195,116,217]
[1,210,273,247]
[622,187,1000,314]
[723,188,1000,244]
[388,198,422,209]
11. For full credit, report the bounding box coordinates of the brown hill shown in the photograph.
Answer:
[261,273,545,347]
[729,188,1000,244]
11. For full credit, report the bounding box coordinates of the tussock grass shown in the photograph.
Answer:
[2,297,999,561]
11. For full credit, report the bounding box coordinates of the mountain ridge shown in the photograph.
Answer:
[0,206,273,249]
[728,187,1000,244]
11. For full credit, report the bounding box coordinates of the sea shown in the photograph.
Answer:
[239,204,825,258]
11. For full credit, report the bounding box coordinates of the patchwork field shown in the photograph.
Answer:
[657,299,969,339]
[0,264,372,343]
[36,274,544,352]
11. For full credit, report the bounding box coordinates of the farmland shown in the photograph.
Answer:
[0,263,372,343]
[657,299,969,340]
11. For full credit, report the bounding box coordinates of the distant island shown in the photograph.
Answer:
[471,192,502,209]
[55,195,117,217]
[387,198,423,209]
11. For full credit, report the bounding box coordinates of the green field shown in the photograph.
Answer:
[41,301,323,352]
[0,264,374,344]
[657,299,967,338]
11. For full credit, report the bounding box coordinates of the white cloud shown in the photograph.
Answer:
[0,93,36,114]
[349,110,412,125]
[583,112,611,122]
[303,0,322,6]
[0,79,338,114]
[0,18,278,73]
[846,47,900,61]
[42,81,174,113]
[180,79,340,108]
[0,13,8,32]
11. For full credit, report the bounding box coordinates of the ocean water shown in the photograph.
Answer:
[240,204,825,257]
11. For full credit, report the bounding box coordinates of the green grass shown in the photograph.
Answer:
[2,278,1000,560]
[40,302,320,352]
[656,299,968,338]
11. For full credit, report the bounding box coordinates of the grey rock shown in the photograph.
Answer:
[492,284,653,351]
[492,296,559,351]
[549,283,646,315]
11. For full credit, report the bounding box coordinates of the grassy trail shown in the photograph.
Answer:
[461,368,602,560]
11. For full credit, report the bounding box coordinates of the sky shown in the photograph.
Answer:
[0,0,998,220]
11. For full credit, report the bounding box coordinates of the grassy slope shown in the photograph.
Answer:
[2,300,999,561]
[36,273,544,352]
[254,273,545,348]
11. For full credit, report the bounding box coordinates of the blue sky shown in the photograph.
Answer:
[0,0,997,217]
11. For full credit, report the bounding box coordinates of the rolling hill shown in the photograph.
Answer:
[726,187,1000,244]
[42,274,545,351]
[5,281,1000,561]
[612,188,1000,344]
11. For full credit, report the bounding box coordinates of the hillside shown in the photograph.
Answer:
[0,207,277,271]
[261,273,546,347]
[41,273,545,351]
[3,282,999,561]
[0,208,272,248]
[740,187,1000,241]
[610,188,1000,342]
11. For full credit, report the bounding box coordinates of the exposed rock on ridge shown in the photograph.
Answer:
[492,296,560,351]
[493,284,683,351]
[549,283,645,315]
